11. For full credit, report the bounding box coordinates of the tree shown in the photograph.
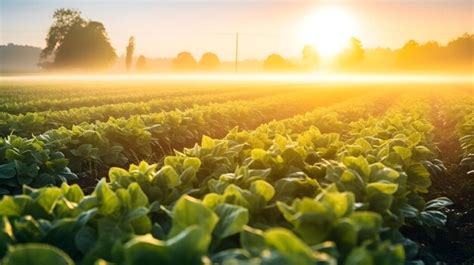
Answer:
[337,37,364,69]
[302,45,319,71]
[263,54,293,72]
[199,52,220,71]
[40,8,85,59]
[125,36,135,72]
[173,52,197,71]
[396,39,420,68]
[136,55,147,72]
[396,33,473,71]
[444,33,473,67]
[39,8,116,71]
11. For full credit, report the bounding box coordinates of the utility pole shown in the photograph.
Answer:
[235,32,239,73]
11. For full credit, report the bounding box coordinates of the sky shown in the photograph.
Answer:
[1,0,473,60]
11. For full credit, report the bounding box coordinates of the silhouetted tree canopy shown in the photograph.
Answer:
[41,9,85,59]
[263,54,294,72]
[199,52,220,71]
[173,52,197,71]
[136,55,147,72]
[337,37,365,69]
[125,36,135,72]
[396,33,473,71]
[40,8,116,71]
[302,45,319,71]
[446,33,473,56]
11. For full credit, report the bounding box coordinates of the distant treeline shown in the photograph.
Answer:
[2,7,472,73]
[115,31,473,73]
[395,34,473,72]
[0,44,41,72]
[260,34,473,73]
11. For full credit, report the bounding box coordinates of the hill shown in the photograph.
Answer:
[0,43,42,72]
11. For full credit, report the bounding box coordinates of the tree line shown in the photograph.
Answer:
[39,8,473,73]
[125,44,222,73]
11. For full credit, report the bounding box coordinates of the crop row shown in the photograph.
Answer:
[0,82,271,102]
[431,94,473,171]
[0,89,283,137]
[0,96,451,265]
[0,84,271,114]
[0,82,229,103]
[456,104,474,173]
[0,90,366,195]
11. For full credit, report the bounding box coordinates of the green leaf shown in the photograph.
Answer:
[366,186,395,213]
[343,156,370,178]
[250,180,275,202]
[169,195,219,237]
[251,148,268,161]
[124,207,149,223]
[95,179,119,216]
[5,148,23,161]
[124,234,168,264]
[36,187,63,214]
[322,192,354,218]
[407,164,431,192]
[240,226,265,256]
[1,243,75,265]
[213,204,249,239]
[108,167,130,183]
[332,219,357,253]
[0,196,22,216]
[355,138,372,152]
[74,225,97,254]
[46,158,69,172]
[202,193,222,209]
[425,197,452,211]
[350,212,382,242]
[183,157,201,171]
[264,228,315,265]
[344,247,374,265]
[369,163,400,182]
[367,182,398,195]
[127,183,149,209]
[0,163,16,179]
[130,215,152,235]
[202,136,216,149]
[413,146,434,160]
[63,184,84,203]
[166,226,211,263]
[0,216,14,255]
[421,211,448,228]
[155,166,180,188]
[277,198,334,245]
[222,185,250,209]
[393,146,411,160]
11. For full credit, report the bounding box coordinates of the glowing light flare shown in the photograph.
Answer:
[300,7,359,58]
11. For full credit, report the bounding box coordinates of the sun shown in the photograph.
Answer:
[301,7,359,58]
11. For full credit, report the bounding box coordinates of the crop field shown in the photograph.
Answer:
[0,79,472,265]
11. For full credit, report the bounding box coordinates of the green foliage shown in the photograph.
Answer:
[40,8,116,70]
[1,243,75,265]
[0,136,77,195]
[1,91,341,185]
[459,111,474,173]
[0,91,462,264]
